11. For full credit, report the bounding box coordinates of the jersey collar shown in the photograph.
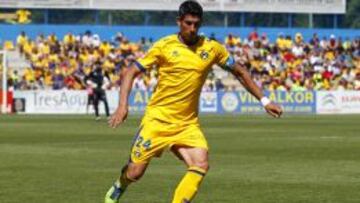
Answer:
[177,33,201,47]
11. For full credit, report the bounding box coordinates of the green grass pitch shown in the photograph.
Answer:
[1,114,360,203]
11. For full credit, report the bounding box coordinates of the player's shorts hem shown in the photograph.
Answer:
[128,158,150,164]
[169,144,209,151]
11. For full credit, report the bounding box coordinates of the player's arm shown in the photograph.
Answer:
[229,62,282,118]
[215,40,282,118]
[109,65,141,128]
[109,40,163,128]
[102,75,111,90]
[86,74,97,88]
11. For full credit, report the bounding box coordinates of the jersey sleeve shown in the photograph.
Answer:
[214,42,235,71]
[135,41,163,72]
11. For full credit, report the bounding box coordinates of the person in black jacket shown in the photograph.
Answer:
[86,63,110,120]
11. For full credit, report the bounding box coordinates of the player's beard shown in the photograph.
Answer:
[182,32,198,46]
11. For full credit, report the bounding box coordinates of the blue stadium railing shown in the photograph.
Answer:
[0,24,359,44]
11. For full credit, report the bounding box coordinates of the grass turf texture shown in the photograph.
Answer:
[0,114,360,203]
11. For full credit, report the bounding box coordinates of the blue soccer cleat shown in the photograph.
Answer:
[104,184,123,203]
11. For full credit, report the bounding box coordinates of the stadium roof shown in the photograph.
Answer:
[0,0,346,14]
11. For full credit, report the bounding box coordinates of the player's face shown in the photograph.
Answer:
[177,14,202,45]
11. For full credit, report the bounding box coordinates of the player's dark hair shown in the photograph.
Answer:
[178,0,203,19]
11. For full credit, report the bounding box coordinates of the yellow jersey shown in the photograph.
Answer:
[63,34,75,45]
[16,35,27,46]
[136,34,231,125]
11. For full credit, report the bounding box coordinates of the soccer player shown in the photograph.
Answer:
[105,1,283,203]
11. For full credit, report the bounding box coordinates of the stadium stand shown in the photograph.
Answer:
[4,30,360,91]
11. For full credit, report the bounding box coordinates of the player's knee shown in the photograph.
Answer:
[194,160,209,172]
[125,166,146,181]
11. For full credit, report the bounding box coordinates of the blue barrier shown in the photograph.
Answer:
[0,24,359,44]
[128,90,316,114]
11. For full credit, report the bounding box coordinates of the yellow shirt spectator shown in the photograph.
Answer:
[88,51,100,62]
[40,43,51,55]
[276,37,286,50]
[68,58,78,74]
[284,39,293,50]
[39,58,50,69]
[103,59,115,71]
[63,33,76,45]
[83,66,92,75]
[130,43,140,52]
[120,41,132,54]
[225,35,240,47]
[323,79,331,90]
[44,71,53,86]
[49,53,59,64]
[47,34,58,45]
[24,67,35,82]
[16,33,28,47]
[79,52,89,63]
[99,42,112,55]
[23,40,34,55]
[3,41,15,50]
[250,60,263,72]
[324,51,335,61]
[110,72,119,84]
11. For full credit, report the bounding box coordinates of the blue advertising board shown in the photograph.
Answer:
[128,90,152,113]
[216,91,316,114]
[128,90,316,114]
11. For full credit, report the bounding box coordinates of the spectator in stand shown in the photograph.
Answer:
[133,74,147,91]
[63,32,76,47]
[248,29,259,42]
[16,31,28,55]
[309,33,320,47]
[225,33,240,53]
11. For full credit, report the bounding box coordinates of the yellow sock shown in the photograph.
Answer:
[172,166,207,203]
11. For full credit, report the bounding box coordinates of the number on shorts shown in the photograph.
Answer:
[135,136,144,148]
[142,140,151,150]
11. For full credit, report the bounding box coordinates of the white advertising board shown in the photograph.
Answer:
[317,91,360,114]
[200,92,218,113]
[13,90,119,114]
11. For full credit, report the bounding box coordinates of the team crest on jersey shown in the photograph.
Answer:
[172,50,180,57]
[200,50,209,60]
[134,150,141,158]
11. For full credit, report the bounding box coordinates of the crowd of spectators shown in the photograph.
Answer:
[10,30,156,91]
[5,30,360,91]
[221,31,360,91]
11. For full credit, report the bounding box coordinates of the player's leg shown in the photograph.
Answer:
[105,162,148,203]
[105,119,166,203]
[93,93,100,119]
[86,94,93,114]
[171,146,209,203]
[101,92,110,117]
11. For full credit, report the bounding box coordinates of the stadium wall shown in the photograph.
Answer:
[0,25,359,43]
[12,90,360,115]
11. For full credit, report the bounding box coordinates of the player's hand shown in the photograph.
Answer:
[108,107,128,128]
[264,103,283,118]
